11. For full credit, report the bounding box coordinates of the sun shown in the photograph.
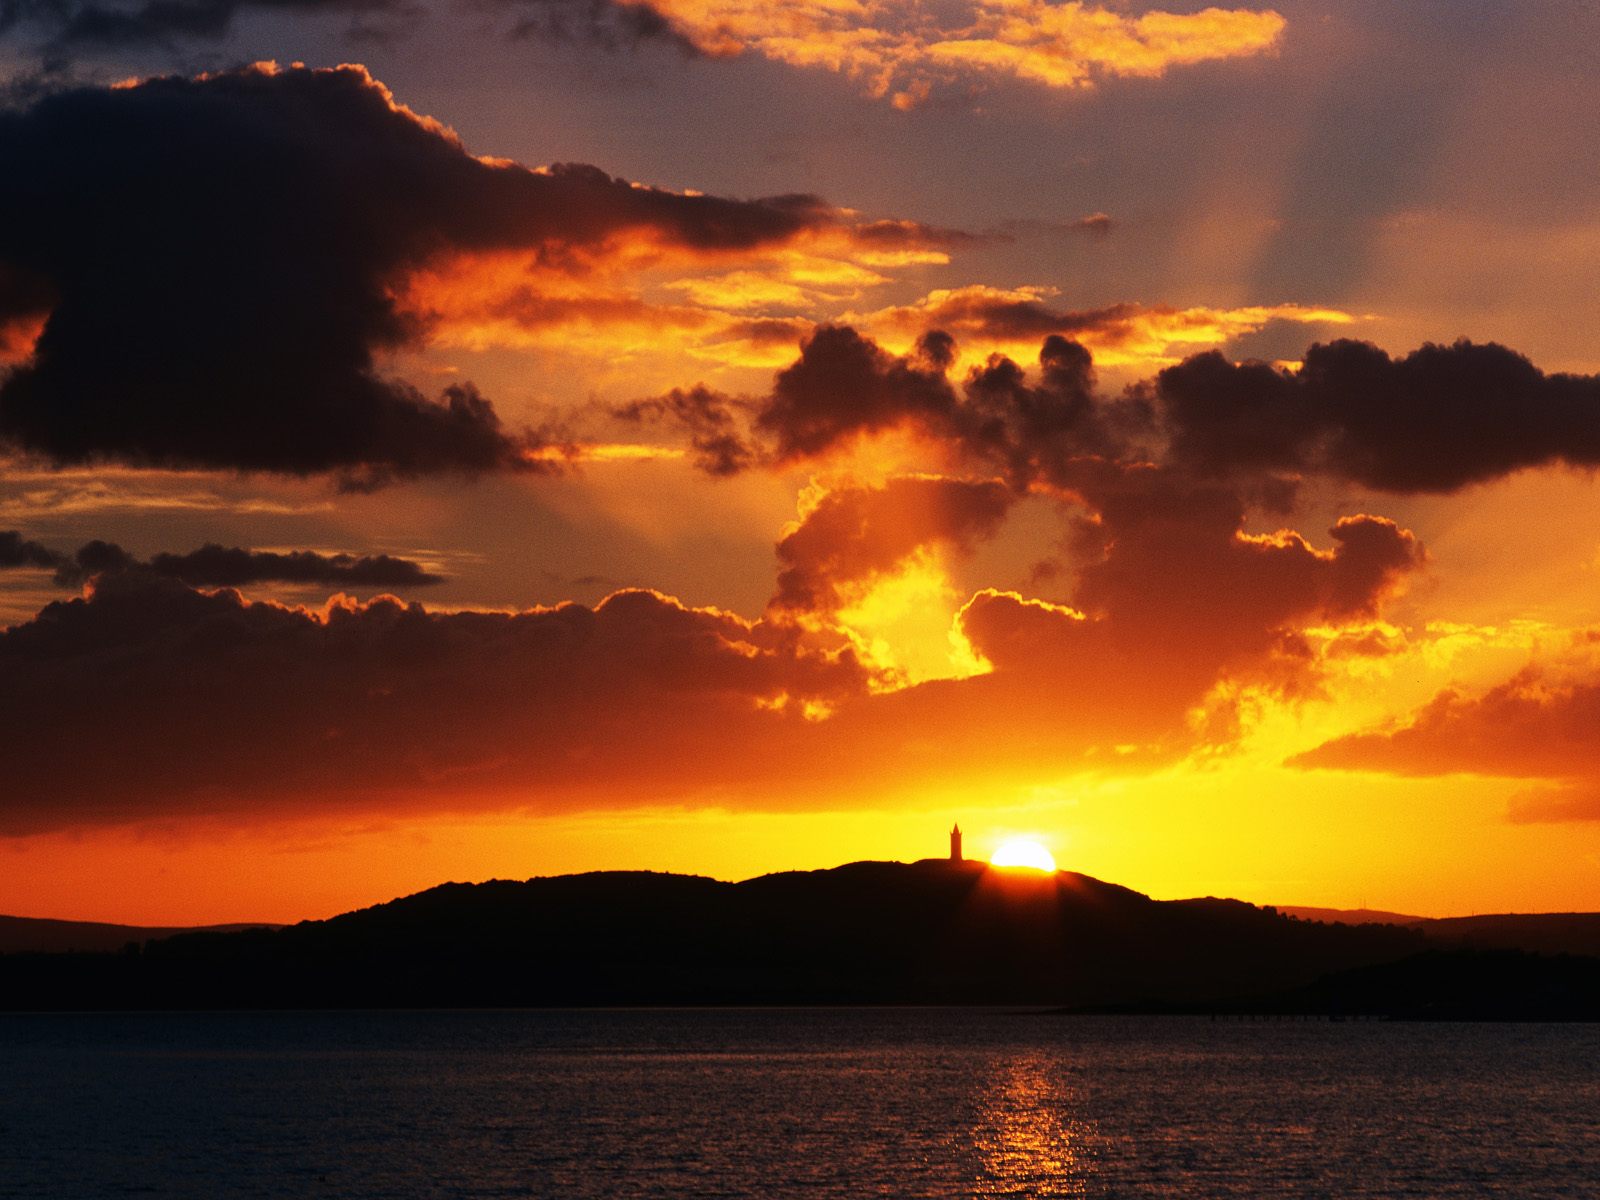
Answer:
[989,838,1057,873]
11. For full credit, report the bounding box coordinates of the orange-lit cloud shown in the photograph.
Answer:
[0,456,1422,836]
[1508,784,1600,824]
[1295,653,1600,783]
[853,285,1357,368]
[772,475,1013,614]
[0,572,875,834]
[0,63,955,479]
[0,313,46,364]
[391,224,960,373]
[769,476,1013,685]
[616,0,1285,105]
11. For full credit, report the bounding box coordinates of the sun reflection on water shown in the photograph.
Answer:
[971,1053,1100,1197]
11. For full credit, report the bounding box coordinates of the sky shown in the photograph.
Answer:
[2,0,1600,924]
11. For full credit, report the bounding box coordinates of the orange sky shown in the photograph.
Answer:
[2,5,1599,925]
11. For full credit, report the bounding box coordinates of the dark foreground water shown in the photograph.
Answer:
[2,1010,1598,1198]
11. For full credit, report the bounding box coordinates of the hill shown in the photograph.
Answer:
[1279,906,1426,927]
[1,861,1432,1010]
[1280,907,1600,957]
[1251,949,1600,1021]
[0,914,280,954]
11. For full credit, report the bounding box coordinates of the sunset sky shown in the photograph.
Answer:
[3,1,1600,925]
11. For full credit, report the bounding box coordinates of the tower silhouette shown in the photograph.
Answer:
[949,822,963,863]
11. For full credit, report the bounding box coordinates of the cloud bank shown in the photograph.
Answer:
[0,63,918,481]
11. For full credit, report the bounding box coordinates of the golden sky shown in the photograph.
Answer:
[2,3,1600,924]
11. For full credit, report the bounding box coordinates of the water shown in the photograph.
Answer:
[2,1009,1597,1198]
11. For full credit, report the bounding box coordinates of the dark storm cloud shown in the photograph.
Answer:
[1158,338,1600,493]
[0,64,857,479]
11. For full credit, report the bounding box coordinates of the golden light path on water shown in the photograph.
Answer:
[972,1053,1100,1196]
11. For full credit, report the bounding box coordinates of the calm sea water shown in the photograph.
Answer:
[2,1009,1597,1198]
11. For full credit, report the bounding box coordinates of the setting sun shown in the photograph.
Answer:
[990,839,1057,873]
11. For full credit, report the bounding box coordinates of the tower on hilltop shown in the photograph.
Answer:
[949,822,963,863]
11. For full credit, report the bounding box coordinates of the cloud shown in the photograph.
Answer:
[50,541,445,588]
[771,476,1013,614]
[401,222,962,368]
[503,0,692,50]
[756,325,964,464]
[0,0,408,50]
[1065,462,1423,686]
[0,458,1424,831]
[637,327,1600,516]
[568,0,1285,106]
[1507,784,1600,825]
[1,529,443,588]
[856,286,1355,367]
[0,64,886,480]
[611,386,759,476]
[0,529,61,570]
[0,263,53,363]
[754,324,1140,486]
[630,325,1142,487]
[148,544,444,588]
[1158,338,1600,493]
[944,503,1422,752]
[0,571,872,834]
[1292,666,1600,779]
[0,467,336,520]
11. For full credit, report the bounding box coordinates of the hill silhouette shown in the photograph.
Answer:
[0,914,279,955]
[1279,905,1426,927]
[2,860,1441,1010]
[1280,906,1600,957]
[5,861,1597,1014]
[1242,949,1600,1021]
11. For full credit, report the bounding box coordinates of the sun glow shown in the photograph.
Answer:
[832,547,993,687]
[990,838,1057,872]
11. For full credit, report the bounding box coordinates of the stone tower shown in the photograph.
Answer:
[949,822,963,863]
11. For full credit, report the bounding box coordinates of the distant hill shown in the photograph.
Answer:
[1420,913,1600,959]
[0,914,280,955]
[1280,906,1600,958]
[1279,906,1426,927]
